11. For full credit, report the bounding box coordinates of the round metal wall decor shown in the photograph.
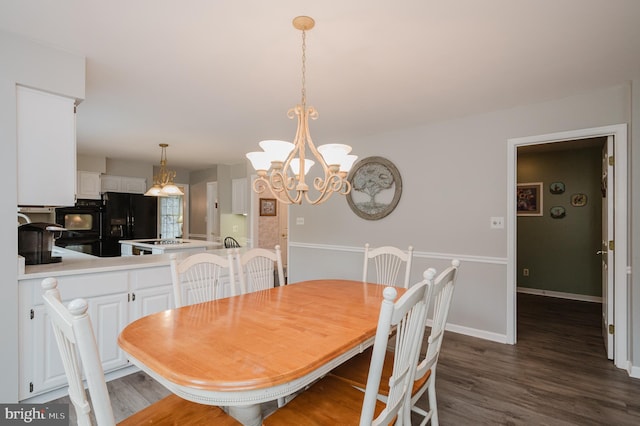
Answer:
[346,156,402,220]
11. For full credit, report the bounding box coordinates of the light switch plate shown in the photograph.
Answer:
[296,217,304,225]
[490,217,504,229]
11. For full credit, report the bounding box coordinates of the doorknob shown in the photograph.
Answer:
[596,250,607,255]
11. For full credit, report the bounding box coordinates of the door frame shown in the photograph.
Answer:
[206,181,219,242]
[507,124,628,370]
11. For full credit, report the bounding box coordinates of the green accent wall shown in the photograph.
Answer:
[517,143,603,297]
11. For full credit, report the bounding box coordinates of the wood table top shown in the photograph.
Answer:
[118,279,402,392]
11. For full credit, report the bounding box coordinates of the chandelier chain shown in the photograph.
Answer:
[301,29,307,109]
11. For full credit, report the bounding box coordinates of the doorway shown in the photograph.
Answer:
[248,175,288,270]
[507,124,628,370]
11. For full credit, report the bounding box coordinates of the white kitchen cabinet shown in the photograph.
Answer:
[232,178,248,214]
[121,177,147,193]
[18,265,173,400]
[129,267,175,317]
[77,171,102,200]
[22,304,67,398]
[20,290,128,400]
[17,86,76,206]
[101,175,147,194]
[100,175,122,192]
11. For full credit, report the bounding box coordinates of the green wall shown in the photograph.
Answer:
[517,143,603,297]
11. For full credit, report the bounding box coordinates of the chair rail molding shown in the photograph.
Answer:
[288,241,507,265]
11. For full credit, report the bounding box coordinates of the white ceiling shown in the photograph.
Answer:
[2,0,639,170]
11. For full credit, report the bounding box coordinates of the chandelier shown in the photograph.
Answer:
[144,143,184,197]
[246,16,357,205]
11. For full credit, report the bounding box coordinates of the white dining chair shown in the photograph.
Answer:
[41,277,240,426]
[236,245,285,294]
[330,259,460,426]
[170,251,236,308]
[363,243,414,288]
[264,269,436,426]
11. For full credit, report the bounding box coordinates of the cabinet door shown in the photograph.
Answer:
[77,171,102,199]
[132,285,174,318]
[130,266,175,316]
[17,86,76,206]
[121,177,147,194]
[88,292,129,373]
[100,175,122,192]
[20,305,67,400]
[232,178,247,214]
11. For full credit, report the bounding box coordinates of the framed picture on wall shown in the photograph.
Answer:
[517,182,543,216]
[259,198,277,216]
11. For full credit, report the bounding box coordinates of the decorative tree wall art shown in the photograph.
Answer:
[346,156,402,220]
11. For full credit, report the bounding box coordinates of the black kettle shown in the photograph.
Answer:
[18,222,66,265]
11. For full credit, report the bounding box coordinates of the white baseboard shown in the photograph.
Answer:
[628,362,640,379]
[426,319,508,344]
[517,286,602,303]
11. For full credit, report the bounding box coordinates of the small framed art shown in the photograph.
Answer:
[570,193,587,207]
[259,198,277,216]
[549,182,565,194]
[517,182,543,216]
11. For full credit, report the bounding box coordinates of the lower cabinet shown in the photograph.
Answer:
[18,265,174,401]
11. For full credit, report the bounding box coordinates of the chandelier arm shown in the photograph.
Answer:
[266,170,306,205]
[251,177,269,195]
[254,176,298,205]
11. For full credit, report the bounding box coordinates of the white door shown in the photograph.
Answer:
[600,136,614,360]
[206,182,219,242]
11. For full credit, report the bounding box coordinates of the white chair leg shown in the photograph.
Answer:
[427,375,438,426]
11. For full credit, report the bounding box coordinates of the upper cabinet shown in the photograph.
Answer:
[101,175,147,194]
[232,178,248,215]
[17,86,76,206]
[76,171,101,200]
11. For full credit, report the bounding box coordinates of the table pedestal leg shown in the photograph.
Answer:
[228,404,262,426]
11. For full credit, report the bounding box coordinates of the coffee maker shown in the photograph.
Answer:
[18,222,66,265]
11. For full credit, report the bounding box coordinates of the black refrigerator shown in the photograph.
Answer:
[101,192,158,256]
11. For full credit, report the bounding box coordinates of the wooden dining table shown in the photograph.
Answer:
[117,279,404,426]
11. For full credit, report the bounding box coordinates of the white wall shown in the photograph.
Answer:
[0,30,85,402]
[107,158,153,184]
[77,154,106,173]
[289,84,631,344]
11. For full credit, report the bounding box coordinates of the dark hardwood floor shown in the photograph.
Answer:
[421,293,640,425]
[54,293,640,425]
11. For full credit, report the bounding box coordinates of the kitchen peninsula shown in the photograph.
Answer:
[18,246,227,402]
[119,238,222,256]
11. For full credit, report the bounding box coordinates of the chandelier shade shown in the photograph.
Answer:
[144,143,184,197]
[246,16,357,205]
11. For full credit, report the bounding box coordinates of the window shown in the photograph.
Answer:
[159,195,183,239]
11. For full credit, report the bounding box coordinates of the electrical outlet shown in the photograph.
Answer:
[523,268,529,277]
[296,217,304,225]
[490,216,504,229]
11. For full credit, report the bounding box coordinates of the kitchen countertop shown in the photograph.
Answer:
[119,238,222,250]
[18,245,235,280]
